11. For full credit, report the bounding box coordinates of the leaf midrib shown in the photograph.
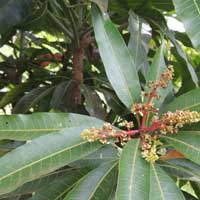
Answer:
[182,101,200,111]
[151,164,165,200]
[134,14,140,69]
[97,12,135,104]
[0,140,87,182]
[129,139,140,200]
[193,0,200,20]
[158,163,200,181]
[88,162,118,200]
[164,136,200,152]
[0,128,62,132]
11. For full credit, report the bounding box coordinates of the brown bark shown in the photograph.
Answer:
[71,47,84,105]
[71,33,95,106]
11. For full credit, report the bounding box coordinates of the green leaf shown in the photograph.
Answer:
[29,168,89,200]
[0,81,41,108]
[115,139,149,200]
[149,164,185,200]
[100,88,125,114]
[90,0,108,12]
[0,112,104,141]
[0,127,102,195]
[0,168,88,199]
[150,0,174,11]
[116,139,185,200]
[182,191,198,200]
[146,41,173,108]
[63,161,118,200]
[166,30,199,87]
[172,0,200,51]
[109,1,143,15]
[163,131,200,165]
[92,5,141,109]
[128,10,151,76]
[175,31,193,48]
[81,85,106,120]
[13,86,55,114]
[159,158,200,182]
[109,0,174,15]
[69,145,119,169]
[191,182,200,199]
[162,88,200,112]
[50,81,71,110]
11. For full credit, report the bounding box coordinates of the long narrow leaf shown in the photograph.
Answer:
[29,169,89,200]
[159,158,200,182]
[0,113,103,141]
[162,88,200,112]
[116,139,185,200]
[167,30,199,87]
[92,5,141,109]
[173,0,200,52]
[69,145,118,169]
[0,168,88,199]
[13,86,55,114]
[128,10,151,76]
[115,139,149,200]
[0,127,102,195]
[149,164,185,200]
[64,161,118,200]
[163,131,200,165]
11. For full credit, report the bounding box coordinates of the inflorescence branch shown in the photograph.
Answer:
[81,67,200,163]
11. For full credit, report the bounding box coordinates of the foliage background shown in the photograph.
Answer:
[0,0,200,199]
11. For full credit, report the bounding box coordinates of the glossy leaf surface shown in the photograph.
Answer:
[162,89,200,112]
[128,11,151,75]
[116,139,149,200]
[0,113,103,141]
[163,131,200,165]
[92,5,141,108]
[173,0,200,51]
[64,161,118,200]
[0,127,102,195]
[149,164,185,200]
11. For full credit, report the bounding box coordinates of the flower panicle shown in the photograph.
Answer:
[131,103,158,116]
[132,67,174,116]
[80,66,200,164]
[149,66,174,90]
[160,110,200,134]
[141,135,166,163]
[81,123,116,144]
[81,122,139,145]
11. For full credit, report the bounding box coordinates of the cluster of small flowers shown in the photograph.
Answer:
[81,66,200,164]
[131,67,174,117]
[149,66,174,90]
[81,123,130,144]
[141,135,166,163]
[160,110,200,134]
[119,120,134,130]
[81,123,116,144]
[131,103,158,116]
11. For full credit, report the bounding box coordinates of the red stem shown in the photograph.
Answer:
[97,129,140,139]
[141,88,157,129]
[143,122,162,133]
[141,111,147,129]
[99,121,162,139]
[127,130,140,136]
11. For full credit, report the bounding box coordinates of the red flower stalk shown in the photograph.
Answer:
[81,67,200,163]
